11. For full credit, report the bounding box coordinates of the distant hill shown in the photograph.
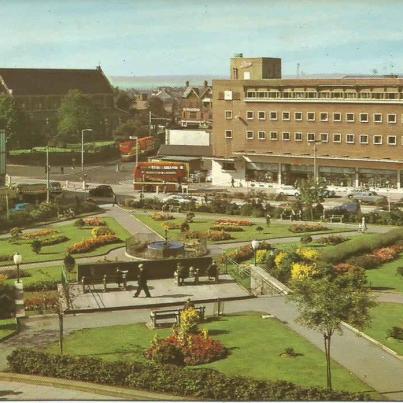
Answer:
[109,74,227,90]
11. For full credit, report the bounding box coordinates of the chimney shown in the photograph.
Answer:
[204,80,208,87]
[185,80,190,87]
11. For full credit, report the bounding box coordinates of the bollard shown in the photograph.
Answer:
[103,275,107,292]
[122,273,127,290]
[81,276,86,293]
[194,269,199,285]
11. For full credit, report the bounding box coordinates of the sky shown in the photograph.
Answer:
[1,0,403,77]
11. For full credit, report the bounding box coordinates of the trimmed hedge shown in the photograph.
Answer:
[320,227,403,264]
[7,349,369,401]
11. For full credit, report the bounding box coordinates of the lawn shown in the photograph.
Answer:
[134,212,352,244]
[363,303,403,355]
[47,313,372,393]
[0,216,131,266]
[4,265,67,288]
[366,255,403,293]
[0,318,17,341]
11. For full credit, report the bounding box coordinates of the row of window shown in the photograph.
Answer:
[245,89,403,101]
[224,130,401,145]
[225,110,399,124]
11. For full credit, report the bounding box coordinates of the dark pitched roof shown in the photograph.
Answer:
[157,144,212,157]
[0,67,113,96]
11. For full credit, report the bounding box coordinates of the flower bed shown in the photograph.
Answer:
[84,217,105,226]
[151,212,174,221]
[67,234,120,254]
[225,244,254,263]
[162,222,181,230]
[22,228,58,240]
[317,235,348,245]
[289,223,328,233]
[24,291,59,312]
[215,218,253,226]
[210,225,244,232]
[40,235,69,246]
[207,230,232,241]
[91,226,114,237]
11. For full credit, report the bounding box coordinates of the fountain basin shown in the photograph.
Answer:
[147,240,185,259]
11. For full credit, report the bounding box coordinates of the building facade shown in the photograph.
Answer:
[0,66,123,138]
[180,81,212,129]
[212,55,403,190]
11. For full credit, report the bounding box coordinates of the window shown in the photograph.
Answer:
[307,133,316,142]
[373,113,382,123]
[282,111,290,120]
[270,131,278,140]
[346,134,355,144]
[224,90,233,100]
[294,112,303,121]
[346,113,355,122]
[246,111,254,120]
[373,135,382,145]
[294,132,303,141]
[387,114,397,124]
[258,111,266,120]
[243,71,251,80]
[270,111,277,120]
[360,135,369,144]
[333,112,342,122]
[222,162,235,171]
[225,110,233,120]
[246,131,254,140]
[320,112,328,122]
[333,133,342,143]
[307,112,315,121]
[360,113,369,123]
[225,130,232,139]
[387,135,397,145]
[258,131,266,140]
[282,132,291,141]
[320,133,328,142]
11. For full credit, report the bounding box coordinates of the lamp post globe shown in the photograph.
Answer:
[13,252,22,283]
[251,240,260,266]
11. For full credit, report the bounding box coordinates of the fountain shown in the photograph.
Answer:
[146,229,185,259]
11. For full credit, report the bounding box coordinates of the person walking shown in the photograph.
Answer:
[231,177,235,187]
[133,264,151,297]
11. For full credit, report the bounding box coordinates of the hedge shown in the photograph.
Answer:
[319,227,403,264]
[7,349,369,401]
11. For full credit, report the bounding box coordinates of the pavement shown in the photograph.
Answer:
[68,275,250,312]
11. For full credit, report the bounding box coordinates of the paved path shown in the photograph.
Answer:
[0,380,117,400]
[375,292,403,304]
[1,296,402,399]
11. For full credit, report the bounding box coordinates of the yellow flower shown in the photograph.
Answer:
[256,250,268,264]
[275,251,288,268]
[291,262,318,280]
[297,247,319,261]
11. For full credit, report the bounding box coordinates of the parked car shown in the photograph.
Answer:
[88,185,115,203]
[277,186,300,197]
[347,190,386,204]
[325,201,361,216]
[11,202,33,213]
[49,181,62,194]
[162,194,196,204]
[321,189,336,198]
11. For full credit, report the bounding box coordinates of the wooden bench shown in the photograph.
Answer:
[149,306,206,328]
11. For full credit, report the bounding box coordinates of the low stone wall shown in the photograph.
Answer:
[250,265,291,296]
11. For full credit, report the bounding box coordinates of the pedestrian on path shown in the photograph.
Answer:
[133,264,151,297]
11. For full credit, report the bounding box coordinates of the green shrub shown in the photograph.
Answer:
[317,235,348,245]
[74,218,84,227]
[300,235,313,244]
[347,255,380,270]
[31,240,42,254]
[320,227,403,264]
[7,349,369,401]
[388,326,403,340]
[40,235,69,246]
[0,283,15,319]
[24,280,58,292]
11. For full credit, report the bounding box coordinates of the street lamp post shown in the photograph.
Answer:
[13,252,22,283]
[81,129,93,174]
[46,146,50,203]
[251,239,260,266]
[309,139,321,183]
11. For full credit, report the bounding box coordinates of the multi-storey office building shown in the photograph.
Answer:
[212,55,403,190]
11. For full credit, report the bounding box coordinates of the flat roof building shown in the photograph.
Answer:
[211,54,403,190]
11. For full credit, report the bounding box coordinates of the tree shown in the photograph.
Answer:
[57,90,100,142]
[113,119,145,139]
[296,178,327,221]
[148,96,166,117]
[289,268,375,390]
[63,253,76,280]
[114,88,132,112]
[31,240,42,254]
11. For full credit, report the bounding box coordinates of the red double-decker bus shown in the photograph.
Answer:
[133,161,189,192]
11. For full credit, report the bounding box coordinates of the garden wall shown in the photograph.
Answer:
[77,256,213,282]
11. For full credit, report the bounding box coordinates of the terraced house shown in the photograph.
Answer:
[0,66,123,137]
[212,54,403,190]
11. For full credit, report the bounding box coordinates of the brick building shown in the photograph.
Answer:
[212,55,403,190]
[0,66,123,138]
[180,81,212,129]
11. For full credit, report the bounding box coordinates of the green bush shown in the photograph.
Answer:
[388,326,403,340]
[0,283,15,319]
[300,235,313,244]
[7,349,369,401]
[347,255,380,270]
[320,227,403,264]
[24,280,58,292]
[40,235,69,246]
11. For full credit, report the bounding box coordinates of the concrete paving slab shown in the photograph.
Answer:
[67,275,251,313]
